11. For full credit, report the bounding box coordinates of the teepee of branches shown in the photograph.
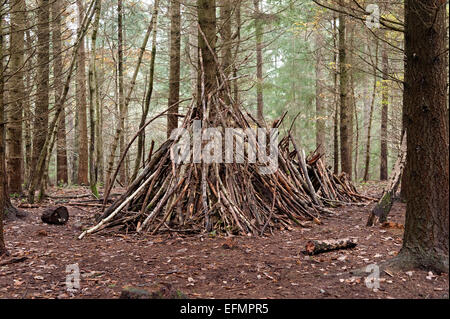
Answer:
[79,34,370,240]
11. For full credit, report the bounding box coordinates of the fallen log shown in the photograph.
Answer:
[41,206,69,225]
[304,238,357,255]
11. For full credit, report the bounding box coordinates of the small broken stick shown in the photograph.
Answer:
[304,238,357,255]
[0,256,28,266]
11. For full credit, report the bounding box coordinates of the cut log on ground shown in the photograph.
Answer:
[367,134,406,226]
[304,238,357,255]
[41,206,69,225]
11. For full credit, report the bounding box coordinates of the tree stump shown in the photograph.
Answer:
[41,206,69,225]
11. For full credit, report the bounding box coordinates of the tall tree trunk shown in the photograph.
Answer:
[380,40,389,180]
[332,14,339,175]
[88,0,101,196]
[131,0,160,182]
[30,0,50,194]
[338,8,352,179]
[96,39,105,184]
[220,0,232,106]
[0,12,7,255]
[167,0,181,138]
[233,0,241,104]
[363,40,378,181]
[76,0,89,185]
[27,0,97,203]
[389,0,449,273]
[7,0,26,194]
[196,0,216,118]
[53,0,68,185]
[315,28,325,158]
[253,0,264,123]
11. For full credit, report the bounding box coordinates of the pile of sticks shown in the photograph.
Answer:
[78,44,368,239]
[78,110,368,239]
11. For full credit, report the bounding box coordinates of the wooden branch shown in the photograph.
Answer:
[305,238,357,255]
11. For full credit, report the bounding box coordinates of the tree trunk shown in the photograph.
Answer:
[131,0,160,182]
[0,14,7,255]
[167,0,181,138]
[6,0,26,194]
[233,0,241,104]
[253,0,264,123]
[30,0,50,194]
[76,0,89,186]
[380,40,389,180]
[315,28,325,158]
[332,14,339,175]
[363,40,378,181]
[53,0,68,185]
[196,0,216,118]
[88,0,101,196]
[389,0,449,273]
[338,8,352,179]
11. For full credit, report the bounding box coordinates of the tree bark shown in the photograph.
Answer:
[390,0,449,273]
[338,8,352,179]
[196,0,216,118]
[0,14,7,255]
[30,0,50,192]
[380,40,389,180]
[76,0,89,186]
[332,14,339,175]
[88,0,101,196]
[6,0,26,194]
[253,0,264,123]
[131,0,160,182]
[363,40,378,181]
[167,0,181,138]
[315,28,325,158]
[53,0,68,185]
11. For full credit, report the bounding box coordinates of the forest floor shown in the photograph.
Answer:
[0,182,448,299]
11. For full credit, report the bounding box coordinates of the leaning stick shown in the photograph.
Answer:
[78,173,155,239]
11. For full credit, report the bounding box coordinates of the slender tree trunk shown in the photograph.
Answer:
[53,0,68,185]
[389,0,449,273]
[196,0,216,118]
[363,40,378,181]
[338,8,352,179]
[76,0,89,185]
[315,28,325,158]
[253,0,264,123]
[0,13,7,255]
[380,40,389,180]
[27,0,97,203]
[30,0,50,195]
[220,0,232,107]
[131,0,160,182]
[96,40,104,185]
[7,0,26,194]
[88,0,101,196]
[233,0,241,104]
[332,14,339,175]
[167,0,181,138]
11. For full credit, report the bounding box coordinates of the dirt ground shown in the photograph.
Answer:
[0,183,448,299]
